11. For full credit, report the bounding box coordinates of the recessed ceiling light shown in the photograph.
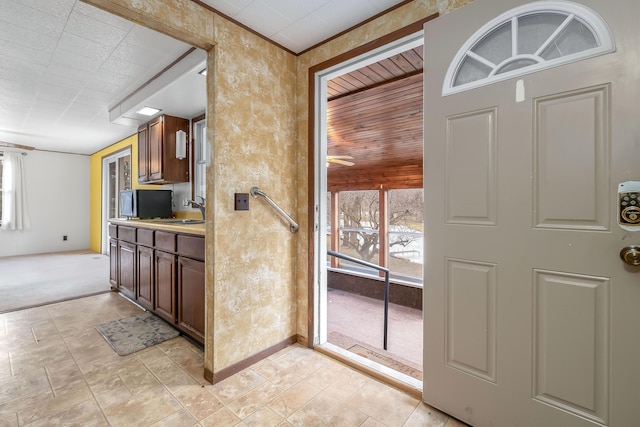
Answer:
[136,106,161,116]
[198,68,207,76]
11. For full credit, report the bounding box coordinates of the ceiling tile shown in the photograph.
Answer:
[0,39,52,67]
[0,1,67,38]
[273,13,335,53]
[257,0,332,22]
[15,0,75,19]
[0,21,58,52]
[199,0,254,17]
[313,0,380,33]
[50,49,105,73]
[72,0,134,31]
[57,31,114,63]
[65,10,129,47]
[235,1,293,36]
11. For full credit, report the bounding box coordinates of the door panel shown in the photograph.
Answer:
[423,0,640,426]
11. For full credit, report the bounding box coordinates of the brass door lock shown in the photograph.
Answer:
[620,246,640,266]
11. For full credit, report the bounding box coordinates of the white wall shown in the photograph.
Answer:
[0,151,90,257]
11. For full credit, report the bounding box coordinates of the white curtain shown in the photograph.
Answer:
[1,152,30,231]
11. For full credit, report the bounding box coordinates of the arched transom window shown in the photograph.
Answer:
[443,1,615,95]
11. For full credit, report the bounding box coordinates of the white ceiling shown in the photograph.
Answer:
[0,0,405,155]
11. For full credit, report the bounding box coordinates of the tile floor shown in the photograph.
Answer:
[0,292,466,427]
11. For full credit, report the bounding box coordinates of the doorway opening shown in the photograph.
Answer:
[101,148,131,254]
[313,31,424,388]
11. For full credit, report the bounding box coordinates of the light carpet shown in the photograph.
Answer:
[0,250,111,313]
[96,311,179,356]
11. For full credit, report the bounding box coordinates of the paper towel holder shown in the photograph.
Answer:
[176,130,187,159]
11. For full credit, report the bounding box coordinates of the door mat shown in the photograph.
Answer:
[96,312,179,356]
[348,344,423,381]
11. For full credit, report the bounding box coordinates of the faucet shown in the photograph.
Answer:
[187,196,205,220]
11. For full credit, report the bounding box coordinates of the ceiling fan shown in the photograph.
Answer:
[327,155,354,167]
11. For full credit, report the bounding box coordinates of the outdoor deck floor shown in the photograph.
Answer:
[327,288,423,379]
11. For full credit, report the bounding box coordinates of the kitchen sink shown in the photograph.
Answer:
[152,219,205,224]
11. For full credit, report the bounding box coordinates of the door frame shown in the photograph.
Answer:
[306,16,436,368]
[101,147,131,254]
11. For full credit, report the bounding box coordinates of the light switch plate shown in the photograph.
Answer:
[235,193,249,211]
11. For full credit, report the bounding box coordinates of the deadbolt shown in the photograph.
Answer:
[620,246,640,266]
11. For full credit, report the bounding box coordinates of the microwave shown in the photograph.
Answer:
[120,189,173,219]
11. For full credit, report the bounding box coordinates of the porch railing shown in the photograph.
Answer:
[327,250,390,350]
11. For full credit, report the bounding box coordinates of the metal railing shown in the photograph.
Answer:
[327,250,390,350]
[250,187,298,233]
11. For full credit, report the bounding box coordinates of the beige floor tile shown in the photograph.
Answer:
[17,385,93,425]
[164,346,208,385]
[286,392,368,427]
[144,356,198,392]
[0,352,11,381]
[323,367,369,401]
[20,398,107,427]
[102,385,183,426]
[347,380,419,427]
[243,407,283,427]
[9,339,72,376]
[270,346,314,370]
[45,359,86,395]
[252,359,303,390]
[285,352,333,379]
[95,385,132,410]
[267,380,321,418]
[0,413,18,427]
[172,384,224,421]
[135,347,168,365]
[118,366,162,395]
[150,408,198,427]
[79,352,142,383]
[87,374,126,396]
[0,368,50,405]
[226,382,284,419]
[200,407,242,427]
[403,402,449,427]
[0,389,52,421]
[361,417,387,427]
[305,361,350,390]
[445,417,470,427]
[210,369,267,405]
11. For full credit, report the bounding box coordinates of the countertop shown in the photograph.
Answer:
[109,218,205,236]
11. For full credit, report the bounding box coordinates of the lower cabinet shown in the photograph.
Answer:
[110,223,204,345]
[155,250,177,324]
[178,256,205,344]
[109,238,118,288]
[117,240,136,301]
[137,245,154,311]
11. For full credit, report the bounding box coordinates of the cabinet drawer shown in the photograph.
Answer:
[137,228,154,247]
[118,226,136,243]
[177,235,205,261]
[155,231,176,252]
[108,224,118,238]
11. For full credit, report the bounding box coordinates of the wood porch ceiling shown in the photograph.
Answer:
[327,46,424,192]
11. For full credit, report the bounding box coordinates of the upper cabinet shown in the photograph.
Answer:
[138,115,190,184]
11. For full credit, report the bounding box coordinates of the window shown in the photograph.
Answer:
[328,188,424,284]
[388,189,423,281]
[443,1,615,95]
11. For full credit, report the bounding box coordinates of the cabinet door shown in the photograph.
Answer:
[109,238,118,288]
[137,245,154,310]
[148,116,163,181]
[155,250,177,324]
[137,124,149,183]
[177,256,205,344]
[117,240,136,300]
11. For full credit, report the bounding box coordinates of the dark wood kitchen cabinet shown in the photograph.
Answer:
[117,240,136,301]
[137,245,154,311]
[178,256,205,344]
[155,250,177,324]
[109,238,118,288]
[109,222,204,344]
[138,115,189,184]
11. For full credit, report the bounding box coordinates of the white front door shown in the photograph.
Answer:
[423,0,640,426]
